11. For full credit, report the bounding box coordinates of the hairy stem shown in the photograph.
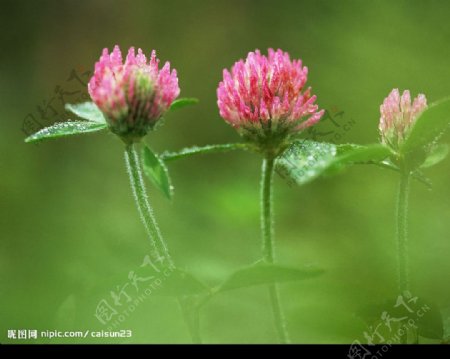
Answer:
[261,157,290,344]
[126,144,203,343]
[396,168,411,294]
[125,144,174,268]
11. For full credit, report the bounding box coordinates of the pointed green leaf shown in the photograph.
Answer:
[331,144,392,169]
[217,261,324,292]
[154,268,209,296]
[89,267,208,299]
[65,102,106,124]
[401,98,450,154]
[276,140,337,186]
[161,143,250,162]
[276,140,395,186]
[24,121,107,143]
[421,144,449,169]
[169,97,199,111]
[335,143,361,155]
[142,146,173,199]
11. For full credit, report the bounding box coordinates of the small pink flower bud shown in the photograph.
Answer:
[88,45,180,142]
[379,89,427,150]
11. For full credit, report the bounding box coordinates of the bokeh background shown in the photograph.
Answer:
[1,0,449,344]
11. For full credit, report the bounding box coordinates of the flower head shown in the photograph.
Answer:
[88,45,180,142]
[217,49,324,153]
[379,89,427,150]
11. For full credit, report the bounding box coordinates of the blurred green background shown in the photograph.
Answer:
[1,0,450,344]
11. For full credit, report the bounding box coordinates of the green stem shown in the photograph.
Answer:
[396,167,411,294]
[125,143,174,268]
[161,143,251,162]
[261,157,290,344]
[126,144,202,343]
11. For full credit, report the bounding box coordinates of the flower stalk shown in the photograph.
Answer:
[216,49,324,343]
[125,143,174,268]
[379,89,428,296]
[261,156,290,344]
[396,167,411,294]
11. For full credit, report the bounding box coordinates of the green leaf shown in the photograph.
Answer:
[276,140,395,186]
[154,268,209,296]
[334,143,392,165]
[276,140,337,186]
[161,143,250,162]
[65,102,106,124]
[401,97,450,154]
[335,143,361,155]
[169,98,199,111]
[217,261,324,292]
[327,144,392,174]
[142,146,173,199]
[421,144,449,169]
[24,121,107,143]
[87,266,208,302]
